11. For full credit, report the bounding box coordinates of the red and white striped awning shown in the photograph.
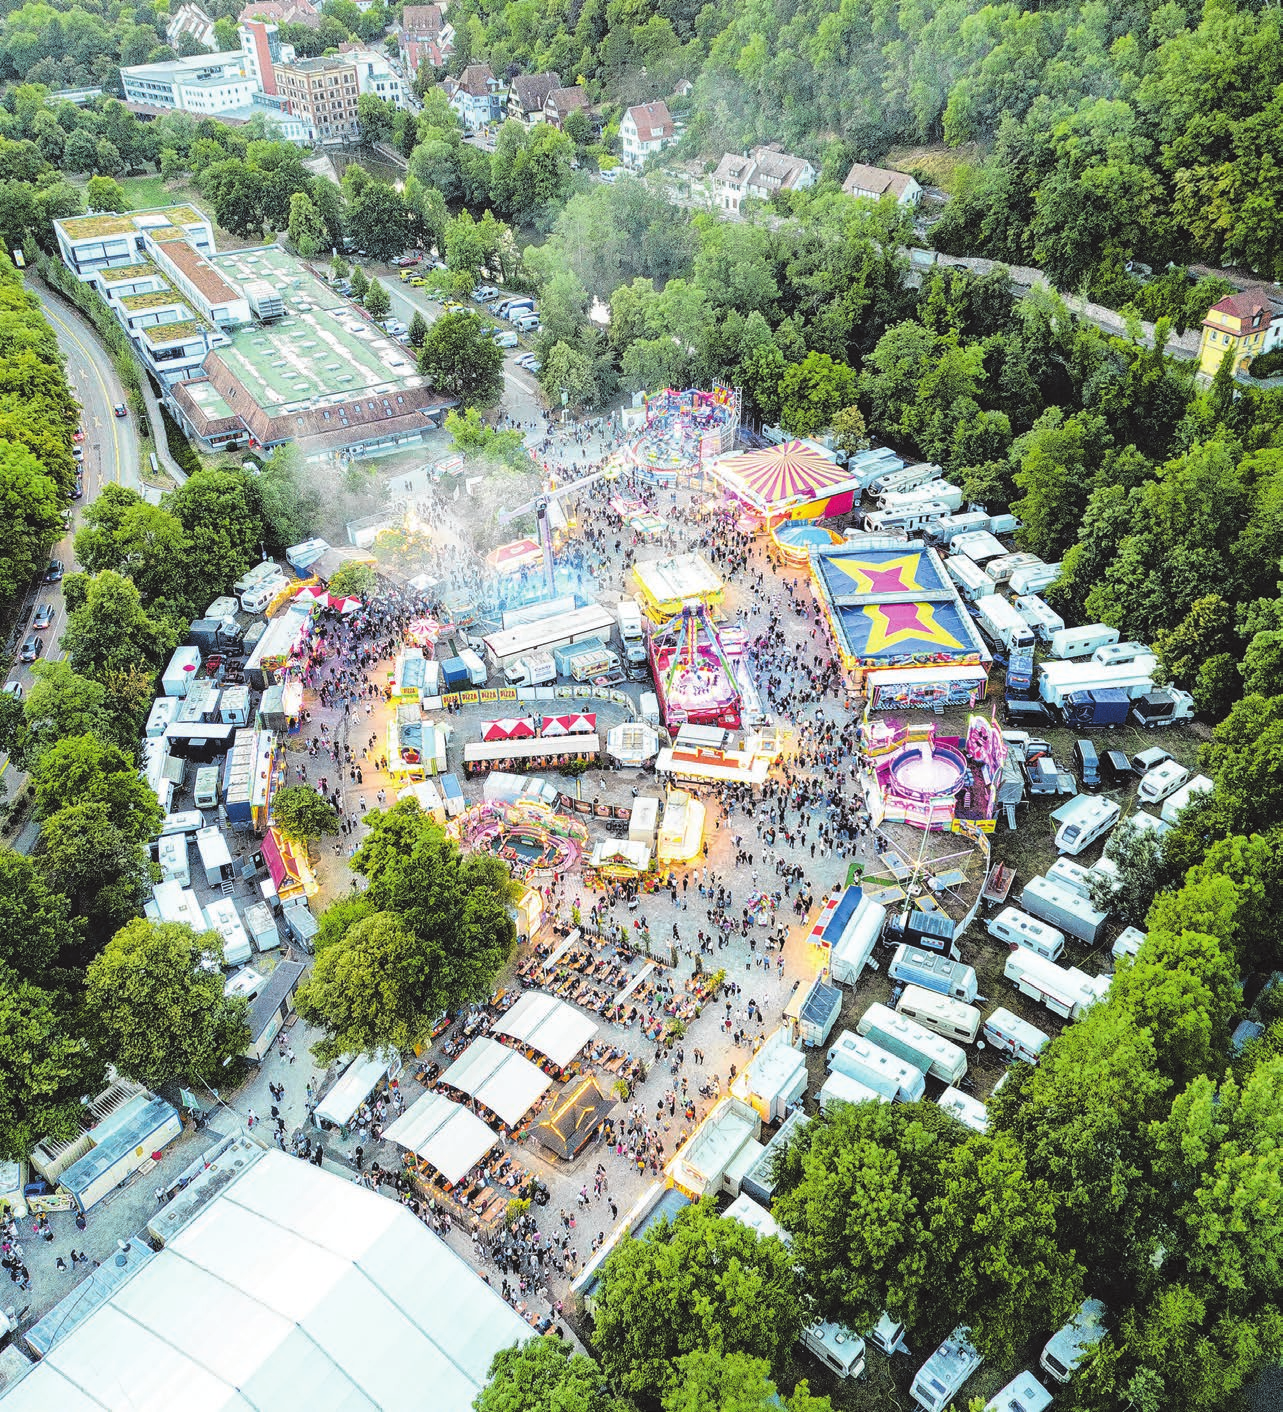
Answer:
[482,718,537,742]
[541,713,596,737]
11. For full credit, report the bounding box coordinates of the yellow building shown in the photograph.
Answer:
[1198,291,1273,377]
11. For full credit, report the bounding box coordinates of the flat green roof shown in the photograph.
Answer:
[184,380,237,421]
[208,245,422,417]
[143,319,203,345]
[120,287,183,312]
[59,205,205,240]
[99,262,159,285]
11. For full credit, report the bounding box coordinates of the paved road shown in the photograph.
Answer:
[1,289,140,794]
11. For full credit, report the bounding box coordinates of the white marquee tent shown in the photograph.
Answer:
[1,1150,531,1412]
[492,991,599,1069]
[440,1037,551,1127]
[382,1093,496,1186]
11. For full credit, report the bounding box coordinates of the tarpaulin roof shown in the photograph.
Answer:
[482,717,537,742]
[440,1036,551,1127]
[712,441,850,514]
[485,538,543,575]
[540,713,596,737]
[493,991,598,1069]
[383,1092,497,1186]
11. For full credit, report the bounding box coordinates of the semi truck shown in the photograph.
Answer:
[974,595,1036,652]
[616,599,647,665]
[1038,658,1157,708]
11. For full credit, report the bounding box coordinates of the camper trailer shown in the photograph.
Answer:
[1112,926,1146,961]
[828,896,887,987]
[878,479,964,512]
[856,1002,968,1085]
[1041,1299,1108,1383]
[1137,758,1189,804]
[204,897,252,968]
[194,826,236,888]
[1160,774,1213,825]
[819,1069,887,1113]
[984,1371,1052,1412]
[1052,794,1121,856]
[1021,875,1110,945]
[931,510,991,545]
[887,945,977,1003]
[983,551,1042,587]
[862,502,952,534]
[983,1007,1050,1064]
[1008,561,1061,597]
[987,907,1066,961]
[867,461,940,496]
[911,1327,984,1412]
[938,1085,988,1134]
[945,555,994,602]
[895,986,981,1044]
[1012,595,1064,643]
[1045,856,1096,898]
[801,1321,867,1380]
[1004,950,1111,1021]
[1049,624,1120,660]
[1092,640,1151,667]
[826,1029,926,1103]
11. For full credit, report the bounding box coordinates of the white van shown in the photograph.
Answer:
[638,690,660,726]
[1092,640,1150,666]
[987,906,1065,961]
[1049,624,1120,660]
[895,985,981,1044]
[1041,1299,1108,1383]
[1138,758,1189,804]
[983,1007,1050,1064]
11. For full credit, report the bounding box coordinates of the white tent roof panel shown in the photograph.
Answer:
[2,1151,530,1412]
[382,1092,496,1186]
[441,1036,551,1127]
[492,991,599,1068]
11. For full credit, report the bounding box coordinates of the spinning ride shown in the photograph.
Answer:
[649,599,742,730]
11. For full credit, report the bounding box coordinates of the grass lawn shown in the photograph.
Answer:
[115,173,177,209]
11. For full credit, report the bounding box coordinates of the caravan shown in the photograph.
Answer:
[1013,595,1064,643]
[878,479,964,512]
[1041,1299,1108,1383]
[1004,950,1111,1021]
[1021,875,1109,945]
[862,502,952,534]
[801,1321,867,1380]
[895,986,981,1044]
[987,907,1065,961]
[983,1007,1050,1064]
[938,1085,988,1133]
[984,1372,1052,1412]
[828,896,887,987]
[827,1029,925,1103]
[1049,624,1120,660]
[1052,794,1121,855]
[819,1069,887,1113]
[911,1327,984,1412]
[856,1002,968,1085]
[1137,758,1189,804]
[1160,774,1213,825]
[867,461,940,496]
[945,554,994,602]
[887,945,977,1003]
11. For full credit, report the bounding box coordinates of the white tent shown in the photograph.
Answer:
[314,1049,400,1130]
[440,1037,551,1128]
[382,1092,496,1186]
[492,991,599,1069]
[3,1150,531,1412]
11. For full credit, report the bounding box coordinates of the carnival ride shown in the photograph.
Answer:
[861,715,1009,832]
[451,798,588,879]
[710,441,857,529]
[649,599,743,730]
[770,522,844,567]
[619,386,740,481]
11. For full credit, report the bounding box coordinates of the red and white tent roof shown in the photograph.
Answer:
[482,718,537,742]
[541,713,596,737]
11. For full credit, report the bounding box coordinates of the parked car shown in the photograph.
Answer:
[44,559,63,582]
[32,603,54,630]
[1,681,22,700]
[395,254,422,267]
[73,476,83,499]
[73,444,84,461]
[19,635,43,663]
[113,403,128,417]
[409,276,426,287]
[493,331,519,348]
[72,425,85,442]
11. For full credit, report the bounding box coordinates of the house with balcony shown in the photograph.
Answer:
[1197,290,1280,378]
[619,101,673,167]
[712,145,816,213]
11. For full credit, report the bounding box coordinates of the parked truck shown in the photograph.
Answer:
[552,636,606,675]
[1038,658,1158,708]
[1130,687,1195,728]
[570,647,621,682]
[504,651,556,688]
[616,599,647,665]
[1061,688,1131,728]
[974,595,1036,652]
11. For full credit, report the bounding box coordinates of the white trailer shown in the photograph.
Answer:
[1112,925,1146,961]
[819,1069,887,1113]
[1160,774,1213,824]
[888,944,977,1003]
[931,510,991,544]
[1051,793,1121,855]
[862,501,952,534]
[856,1002,968,1085]
[945,554,994,602]
[155,834,190,887]
[895,986,981,1044]
[911,1327,984,1412]
[1008,561,1061,596]
[205,897,253,968]
[482,604,617,669]
[987,906,1065,961]
[974,594,1036,651]
[194,825,236,888]
[1012,595,1064,642]
[828,897,887,986]
[826,1029,925,1103]
[801,1320,867,1380]
[1138,758,1189,804]
[1041,1299,1108,1383]
[1038,657,1157,708]
[1021,875,1109,945]
[1045,856,1098,898]
[1049,623,1120,660]
[984,1371,1052,1412]
[878,479,963,512]
[938,1085,988,1134]
[983,1007,1050,1064]
[984,551,1042,586]
[867,461,940,495]
[1004,950,1110,1021]
[950,530,1008,563]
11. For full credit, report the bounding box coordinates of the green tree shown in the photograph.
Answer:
[9,660,112,768]
[0,974,101,1162]
[364,278,391,321]
[84,919,250,1088]
[295,800,517,1061]
[327,562,375,598]
[1200,693,1283,839]
[1242,630,1283,698]
[164,469,262,607]
[254,443,321,553]
[39,801,153,948]
[418,311,505,406]
[593,1199,806,1399]
[778,352,858,438]
[62,570,179,680]
[831,404,869,459]
[1011,409,1111,562]
[331,253,350,282]
[74,489,190,610]
[0,849,78,988]
[271,784,340,842]
[63,129,97,174]
[348,180,407,263]
[85,174,129,213]
[540,340,594,411]
[1089,817,1165,928]
[662,1350,832,1412]
[408,309,429,348]
[33,733,162,842]
[0,438,62,600]
[287,189,326,257]
[349,264,370,300]
[475,1338,610,1412]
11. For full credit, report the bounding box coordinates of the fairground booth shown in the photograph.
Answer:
[632,552,725,622]
[710,441,859,531]
[809,539,991,701]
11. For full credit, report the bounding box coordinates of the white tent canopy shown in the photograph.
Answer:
[382,1092,496,1186]
[493,991,599,1069]
[314,1049,400,1130]
[2,1150,531,1412]
[441,1037,551,1128]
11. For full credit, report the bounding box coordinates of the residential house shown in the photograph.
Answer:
[167,3,217,52]
[508,71,560,125]
[340,46,409,107]
[446,63,506,131]
[1198,290,1278,377]
[543,84,588,130]
[620,100,673,167]
[398,3,453,75]
[673,78,693,97]
[841,162,922,206]
[239,0,320,28]
[712,144,816,213]
[276,53,361,141]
